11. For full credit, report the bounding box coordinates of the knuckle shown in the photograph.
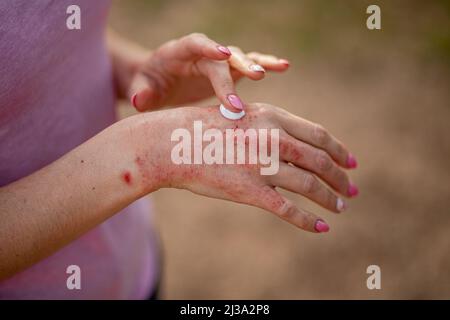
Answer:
[302,173,318,194]
[182,33,206,46]
[279,135,293,154]
[189,32,206,39]
[245,102,268,116]
[164,39,178,49]
[246,102,263,110]
[336,144,346,160]
[316,151,332,172]
[313,124,330,146]
[336,142,345,155]
[272,105,289,116]
[336,169,349,190]
[249,102,264,112]
[255,103,274,116]
[303,212,317,230]
[277,200,297,219]
[327,191,337,210]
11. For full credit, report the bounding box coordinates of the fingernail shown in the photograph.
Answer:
[131,93,138,108]
[314,219,330,233]
[227,94,243,110]
[279,58,290,66]
[348,183,359,197]
[336,198,346,212]
[347,153,358,169]
[249,64,265,73]
[217,45,231,56]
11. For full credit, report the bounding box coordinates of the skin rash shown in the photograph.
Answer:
[125,109,277,192]
[1,30,341,282]
[0,102,357,281]
[122,171,132,185]
[117,103,355,235]
[170,120,280,175]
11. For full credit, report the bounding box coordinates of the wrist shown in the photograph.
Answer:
[118,112,174,194]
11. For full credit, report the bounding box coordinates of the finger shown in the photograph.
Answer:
[247,52,290,72]
[269,163,347,213]
[197,59,244,113]
[280,133,355,197]
[128,72,163,112]
[279,113,357,169]
[250,186,329,233]
[174,33,232,61]
[228,46,266,80]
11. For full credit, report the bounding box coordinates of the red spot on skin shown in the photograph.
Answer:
[122,171,132,185]
[290,147,303,161]
[135,156,145,167]
[280,141,303,162]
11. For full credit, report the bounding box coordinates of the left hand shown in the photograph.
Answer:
[127,33,290,112]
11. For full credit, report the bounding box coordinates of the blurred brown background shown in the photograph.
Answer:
[110,0,450,299]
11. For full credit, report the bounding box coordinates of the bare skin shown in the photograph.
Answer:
[108,32,290,112]
[0,32,357,281]
[0,102,356,280]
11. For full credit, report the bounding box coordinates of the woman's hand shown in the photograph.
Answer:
[0,102,357,278]
[125,33,289,112]
[130,103,358,233]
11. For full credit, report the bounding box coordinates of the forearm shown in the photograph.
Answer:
[107,29,150,99]
[0,116,154,280]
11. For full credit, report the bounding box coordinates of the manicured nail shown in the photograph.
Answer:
[217,45,231,56]
[348,183,359,197]
[131,93,138,108]
[279,59,290,66]
[347,153,358,169]
[249,64,265,73]
[314,219,330,233]
[227,94,243,110]
[336,198,346,212]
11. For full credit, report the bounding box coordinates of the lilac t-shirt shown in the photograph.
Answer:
[0,1,159,299]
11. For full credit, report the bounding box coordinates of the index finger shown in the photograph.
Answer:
[173,33,232,61]
[197,59,244,113]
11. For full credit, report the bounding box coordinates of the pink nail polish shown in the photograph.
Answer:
[279,59,290,66]
[348,183,359,197]
[217,45,231,56]
[314,220,330,233]
[131,93,138,108]
[347,154,358,169]
[227,94,243,110]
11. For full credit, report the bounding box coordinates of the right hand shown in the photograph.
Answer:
[128,102,358,233]
[125,33,289,112]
